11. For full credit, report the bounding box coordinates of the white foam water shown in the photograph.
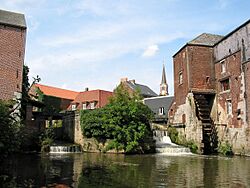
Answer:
[50,145,82,153]
[153,130,192,155]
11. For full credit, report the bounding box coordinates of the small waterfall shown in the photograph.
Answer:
[153,130,192,155]
[50,144,82,153]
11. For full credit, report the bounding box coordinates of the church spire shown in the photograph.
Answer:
[161,64,167,85]
[160,63,168,96]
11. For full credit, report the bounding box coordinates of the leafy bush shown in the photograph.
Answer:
[167,126,198,153]
[185,140,198,153]
[167,126,180,144]
[0,100,23,155]
[39,126,55,152]
[218,141,233,156]
[81,85,153,153]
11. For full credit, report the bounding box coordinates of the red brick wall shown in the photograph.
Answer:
[0,25,26,100]
[244,61,250,126]
[215,51,242,128]
[188,46,215,90]
[173,45,214,118]
[173,47,189,106]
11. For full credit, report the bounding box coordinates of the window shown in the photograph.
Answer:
[71,104,76,111]
[220,78,230,92]
[159,107,165,115]
[226,100,232,115]
[221,60,226,73]
[90,102,95,109]
[179,72,183,85]
[82,103,87,110]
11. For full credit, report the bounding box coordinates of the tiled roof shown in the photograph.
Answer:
[34,84,78,100]
[144,96,174,117]
[173,33,224,57]
[188,33,224,46]
[73,90,100,103]
[0,9,26,28]
[126,81,157,97]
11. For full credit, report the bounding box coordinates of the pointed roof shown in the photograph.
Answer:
[188,33,224,46]
[161,64,167,84]
[0,9,26,28]
[125,80,158,97]
[173,33,224,57]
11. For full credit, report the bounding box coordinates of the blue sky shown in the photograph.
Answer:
[0,0,249,94]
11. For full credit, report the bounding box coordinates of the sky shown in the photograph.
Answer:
[0,0,249,95]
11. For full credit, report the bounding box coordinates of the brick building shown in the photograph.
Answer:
[0,9,26,100]
[170,19,250,154]
[30,83,113,112]
[69,89,113,111]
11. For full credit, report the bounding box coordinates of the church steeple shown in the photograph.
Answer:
[160,63,168,96]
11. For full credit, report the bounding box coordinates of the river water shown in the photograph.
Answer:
[0,153,250,187]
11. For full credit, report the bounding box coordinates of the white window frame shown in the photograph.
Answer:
[159,107,165,115]
[179,72,183,85]
[82,103,87,110]
[90,102,95,109]
[221,60,226,73]
[72,104,76,111]
[226,99,232,115]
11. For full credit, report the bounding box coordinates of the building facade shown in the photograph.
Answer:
[170,20,250,155]
[69,89,113,111]
[0,9,26,100]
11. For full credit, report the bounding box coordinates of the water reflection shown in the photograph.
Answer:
[0,153,250,187]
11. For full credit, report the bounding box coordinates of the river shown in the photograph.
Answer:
[0,153,250,187]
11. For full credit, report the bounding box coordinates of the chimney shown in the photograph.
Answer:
[85,87,89,91]
[120,77,128,83]
[129,79,135,84]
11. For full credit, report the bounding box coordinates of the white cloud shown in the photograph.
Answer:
[142,44,159,57]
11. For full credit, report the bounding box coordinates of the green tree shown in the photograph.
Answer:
[20,65,30,119]
[80,85,154,153]
[0,100,23,155]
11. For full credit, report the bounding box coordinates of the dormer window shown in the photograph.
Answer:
[90,102,95,109]
[82,103,87,110]
[159,107,165,115]
[72,104,76,111]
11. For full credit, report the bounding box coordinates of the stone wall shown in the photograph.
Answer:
[62,112,76,141]
[171,93,203,150]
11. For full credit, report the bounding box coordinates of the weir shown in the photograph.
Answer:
[153,130,191,155]
[50,144,82,153]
